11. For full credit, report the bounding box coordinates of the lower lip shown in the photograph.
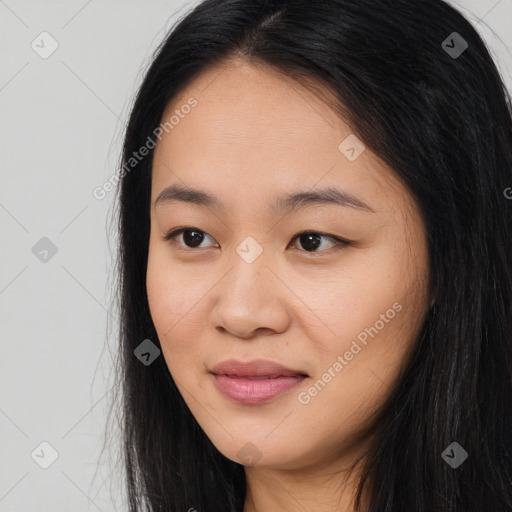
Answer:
[211,374,306,404]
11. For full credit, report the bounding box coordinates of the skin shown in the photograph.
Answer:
[146,57,432,512]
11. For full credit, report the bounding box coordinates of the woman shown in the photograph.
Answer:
[110,0,512,510]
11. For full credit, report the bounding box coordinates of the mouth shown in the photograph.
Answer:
[222,375,293,380]
[209,359,309,404]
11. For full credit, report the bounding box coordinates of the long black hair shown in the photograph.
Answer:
[109,0,512,510]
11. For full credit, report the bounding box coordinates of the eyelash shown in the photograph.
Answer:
[161,226,350,255]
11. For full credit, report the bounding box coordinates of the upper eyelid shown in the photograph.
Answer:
[163,227,217,244]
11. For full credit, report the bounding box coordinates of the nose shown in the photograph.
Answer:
[209,252,292,340]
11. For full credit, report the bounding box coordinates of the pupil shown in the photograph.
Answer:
[300,233,321,251]
[183,230,204,247]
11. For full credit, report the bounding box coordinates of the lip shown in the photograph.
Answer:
[209,359,308,404]
[209,358,308,378]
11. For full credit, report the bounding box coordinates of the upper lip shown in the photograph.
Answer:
[209,359,309,378]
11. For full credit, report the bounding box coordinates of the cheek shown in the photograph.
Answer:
[146,246,211,371]
[292,285,422,455]
[291,245,417,348]
[293,242,427,399]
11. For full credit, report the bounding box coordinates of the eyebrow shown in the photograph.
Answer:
[154,184,376,214]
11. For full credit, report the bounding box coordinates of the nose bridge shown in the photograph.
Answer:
[224,236,271,302]
[210,236,291,337]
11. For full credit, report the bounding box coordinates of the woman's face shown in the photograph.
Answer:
[147,57,431,470]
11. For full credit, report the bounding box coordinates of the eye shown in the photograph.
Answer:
[287,230,349,253]
[162,227,350,253]
[162,227,218,249]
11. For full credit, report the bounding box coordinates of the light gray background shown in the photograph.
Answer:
[1,1,511,510]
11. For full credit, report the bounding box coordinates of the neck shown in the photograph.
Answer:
[242,449,370,512]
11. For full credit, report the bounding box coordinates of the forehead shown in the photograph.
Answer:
[151,57,406,215]
[158,58,351,160]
